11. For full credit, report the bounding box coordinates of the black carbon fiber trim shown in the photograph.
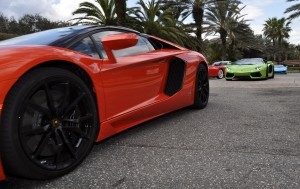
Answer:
[164,58,186,96]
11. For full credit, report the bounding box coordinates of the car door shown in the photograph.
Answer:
[92,31,170,120]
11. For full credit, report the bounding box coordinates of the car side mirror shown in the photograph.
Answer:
[102,33,138,63]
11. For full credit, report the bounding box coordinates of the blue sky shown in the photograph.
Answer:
[0,0,299,44]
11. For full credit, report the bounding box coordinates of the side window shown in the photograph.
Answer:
[92,31,155,59]
[92,31,121,59]
[113,36,154,58]
[70,37,99,58]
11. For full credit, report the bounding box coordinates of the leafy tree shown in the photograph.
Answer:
[161,0,217,41]
[263,17,291,62]
[72,0,116,25]
[0,12,70,40]
[0,13,9,33]
[227,21,258,60]
[285,0,300,20]
[205,0,244,59]
[131,0,189,46]
[206,39,224,62]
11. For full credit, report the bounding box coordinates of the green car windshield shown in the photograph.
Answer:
[233,58,265,65]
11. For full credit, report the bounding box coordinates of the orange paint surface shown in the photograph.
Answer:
[0,34,207,181]
[0,159,6,181]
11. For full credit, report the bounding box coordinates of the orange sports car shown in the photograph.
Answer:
[0,26,209,181]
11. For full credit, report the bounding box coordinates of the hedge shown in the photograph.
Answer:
[0,33,18,41]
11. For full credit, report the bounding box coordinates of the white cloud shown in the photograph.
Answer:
[0,0,299,45]
[241,1,299,45]
[242,4,264,20]
[0,0,56,19]
[0,0,95,21]
[243,0,274,7]
[52,0,94,21]
[289,20,300,45]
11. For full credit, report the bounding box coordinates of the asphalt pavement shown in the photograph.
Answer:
[1,73,300,189]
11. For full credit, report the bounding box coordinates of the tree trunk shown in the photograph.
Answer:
[220,28,227,60]
[192,1,204,42]
[114,0,127,26]
[272,38,276,62]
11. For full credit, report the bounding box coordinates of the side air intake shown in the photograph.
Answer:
[164,58,186,96]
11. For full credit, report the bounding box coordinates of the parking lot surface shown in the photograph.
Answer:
[1,74,300,188]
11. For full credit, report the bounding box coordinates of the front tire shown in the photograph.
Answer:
[192,64,209,109]
[271,67,274,79]
[0,68,98,179]
[216,69,224,79]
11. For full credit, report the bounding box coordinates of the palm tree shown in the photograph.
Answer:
[131,0,188,46]
[263,17,291,62]
[285,0,300,20]
[114,0,127,26]
[162,0,217,42]
[276,18,291,46]
[72,0,116,25]
[263,18,278,49]
[204,0,245,59]
[227,21,258,60]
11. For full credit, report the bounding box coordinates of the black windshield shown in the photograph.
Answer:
[233,58,265,65]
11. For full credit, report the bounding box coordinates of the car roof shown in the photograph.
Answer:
[0,25,140,47]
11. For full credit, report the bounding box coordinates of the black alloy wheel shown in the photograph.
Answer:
[193,64,209,109]
[0,68,98,179]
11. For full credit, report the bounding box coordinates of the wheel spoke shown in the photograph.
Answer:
[54,145,64,165]
[203,87,209,94]
[63,119,79,124]
[32,131,52,158]
[63,93,85,116]
[54,128,63,146]
[63,126,90,140]
[59,128,77,159]
[79,114,93,122]
[197,79,202,91]
[27,103,51,118]
[21,124,50,136]
[58,83,71,115]
[44,82,57,116]
[201,92,207,103]
[63,114,93,124]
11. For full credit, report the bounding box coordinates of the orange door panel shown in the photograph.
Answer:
[100,53,171,120]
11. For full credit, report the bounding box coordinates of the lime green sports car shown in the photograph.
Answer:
[225,58,274,80]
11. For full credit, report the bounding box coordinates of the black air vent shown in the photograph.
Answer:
[164,58,186,96]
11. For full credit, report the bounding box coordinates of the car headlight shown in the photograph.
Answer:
[256,66,263,71]
[226,67,231,71]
